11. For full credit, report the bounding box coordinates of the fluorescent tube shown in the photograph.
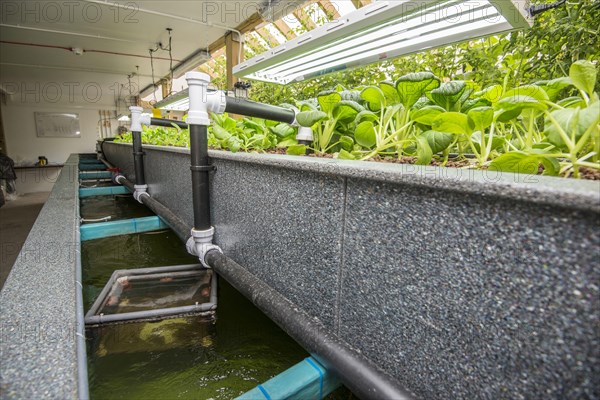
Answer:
[234,0,532,84]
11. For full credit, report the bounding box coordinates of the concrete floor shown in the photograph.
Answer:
[0,191,50,290]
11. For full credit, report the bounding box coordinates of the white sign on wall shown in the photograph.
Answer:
[34,112,81,138]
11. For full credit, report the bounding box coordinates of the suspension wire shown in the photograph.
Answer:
[168,29,174,95]
[127,74,133,96]
[113,80,119,115]
[136,65,140,104]
[149,48,157,103]
[149,29,175,101]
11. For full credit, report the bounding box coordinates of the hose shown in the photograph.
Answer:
[80,216,112,223]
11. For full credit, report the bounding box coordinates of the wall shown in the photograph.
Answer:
[1,104,100,165]
[0,64,125,183]
[13,166,62,194]
[104,142,600,400]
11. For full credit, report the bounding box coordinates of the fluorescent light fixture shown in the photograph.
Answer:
[172,50,211,79]
[153,88,190,111]
[234,0,533,84]
[139,49,210,98]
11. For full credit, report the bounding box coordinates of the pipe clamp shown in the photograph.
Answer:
[190,165,216,172]
[140,113,151,127]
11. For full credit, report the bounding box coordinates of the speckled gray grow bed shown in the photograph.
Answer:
[0,155,85,399]
[108,141,599,399]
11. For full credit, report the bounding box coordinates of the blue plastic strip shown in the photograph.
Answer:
[79,159,102,164]
[79,186,130,198]
[236,356,338,400]
[79,171,112,179]
[305,358,324,400]
[237,386,270,399]
[80,216,168,241]
[78,164,106,171]
[257,385,271,400]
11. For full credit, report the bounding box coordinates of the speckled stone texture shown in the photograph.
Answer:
[102,140,134,178]
[210,159,345,330]
[340,179,600,400]
[103,143,600,399]
[144,147,195,226]
[103,143,194,224]
[0,155,80,399]
[104,143,345,329]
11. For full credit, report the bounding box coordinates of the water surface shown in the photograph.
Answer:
[80,195,154,223]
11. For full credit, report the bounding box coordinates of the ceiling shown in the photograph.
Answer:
[0,0,302,108]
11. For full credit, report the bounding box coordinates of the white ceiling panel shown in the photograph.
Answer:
[0,0,303,105]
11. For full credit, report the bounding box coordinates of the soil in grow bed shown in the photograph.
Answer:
[80,195,155,223]
[243,148,600,180]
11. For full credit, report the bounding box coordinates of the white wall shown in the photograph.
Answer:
[1,104,100,165]
[13,167,62,194]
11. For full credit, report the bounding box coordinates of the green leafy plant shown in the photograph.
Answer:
[351,73,441,161]
[118,60,598,179]
[115,113,295,154]
[209,113,296,153]
[114,124,189,147]
[490,60,599,178]
[296,87,364,154]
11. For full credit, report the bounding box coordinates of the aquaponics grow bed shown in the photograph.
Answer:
[104,140,600,400]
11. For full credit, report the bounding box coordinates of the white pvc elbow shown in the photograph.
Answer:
[185,227,222,268]
[129,105,151,131]
[133,184,149,203]
[185,72,226,126]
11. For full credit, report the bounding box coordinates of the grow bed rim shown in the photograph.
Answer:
[105,141,600,213]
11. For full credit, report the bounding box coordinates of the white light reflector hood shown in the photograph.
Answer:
[154,88,190,111]
[234,0,533,84]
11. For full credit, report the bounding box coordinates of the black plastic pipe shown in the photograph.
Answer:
[119,176,135,192]
[150,99,293,126]
[98,156,114,170]
[99,141,114,168]
[189,124,211,231]
[224,96,296,124]
[150,117,188,129]
[139,194,190,243]
[205,250,415,400]
[99,142,189,241]
[115,175,190,243]
[150,99,293,127]
[131,131,146,185]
